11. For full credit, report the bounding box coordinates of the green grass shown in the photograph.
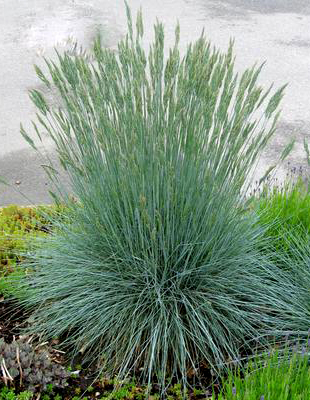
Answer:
[17,5,310,394]
[256,177,310,255]
[254,177,310,311]
[216,345,310,400]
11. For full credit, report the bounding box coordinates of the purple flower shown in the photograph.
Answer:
[260,396,265,400]
[232,387,236,396]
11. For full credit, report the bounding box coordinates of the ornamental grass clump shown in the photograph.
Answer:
[19,6,310,391]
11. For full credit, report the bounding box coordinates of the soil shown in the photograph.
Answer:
[0,295,220,399]
[0,296,29,343]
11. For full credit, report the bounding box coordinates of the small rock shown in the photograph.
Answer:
[15,180,21,185]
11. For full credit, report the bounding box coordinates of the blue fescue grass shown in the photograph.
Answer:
[18,5,310,393]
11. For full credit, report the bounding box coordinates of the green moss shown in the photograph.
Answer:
[0,204,66,299]
[0,204,66,276]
